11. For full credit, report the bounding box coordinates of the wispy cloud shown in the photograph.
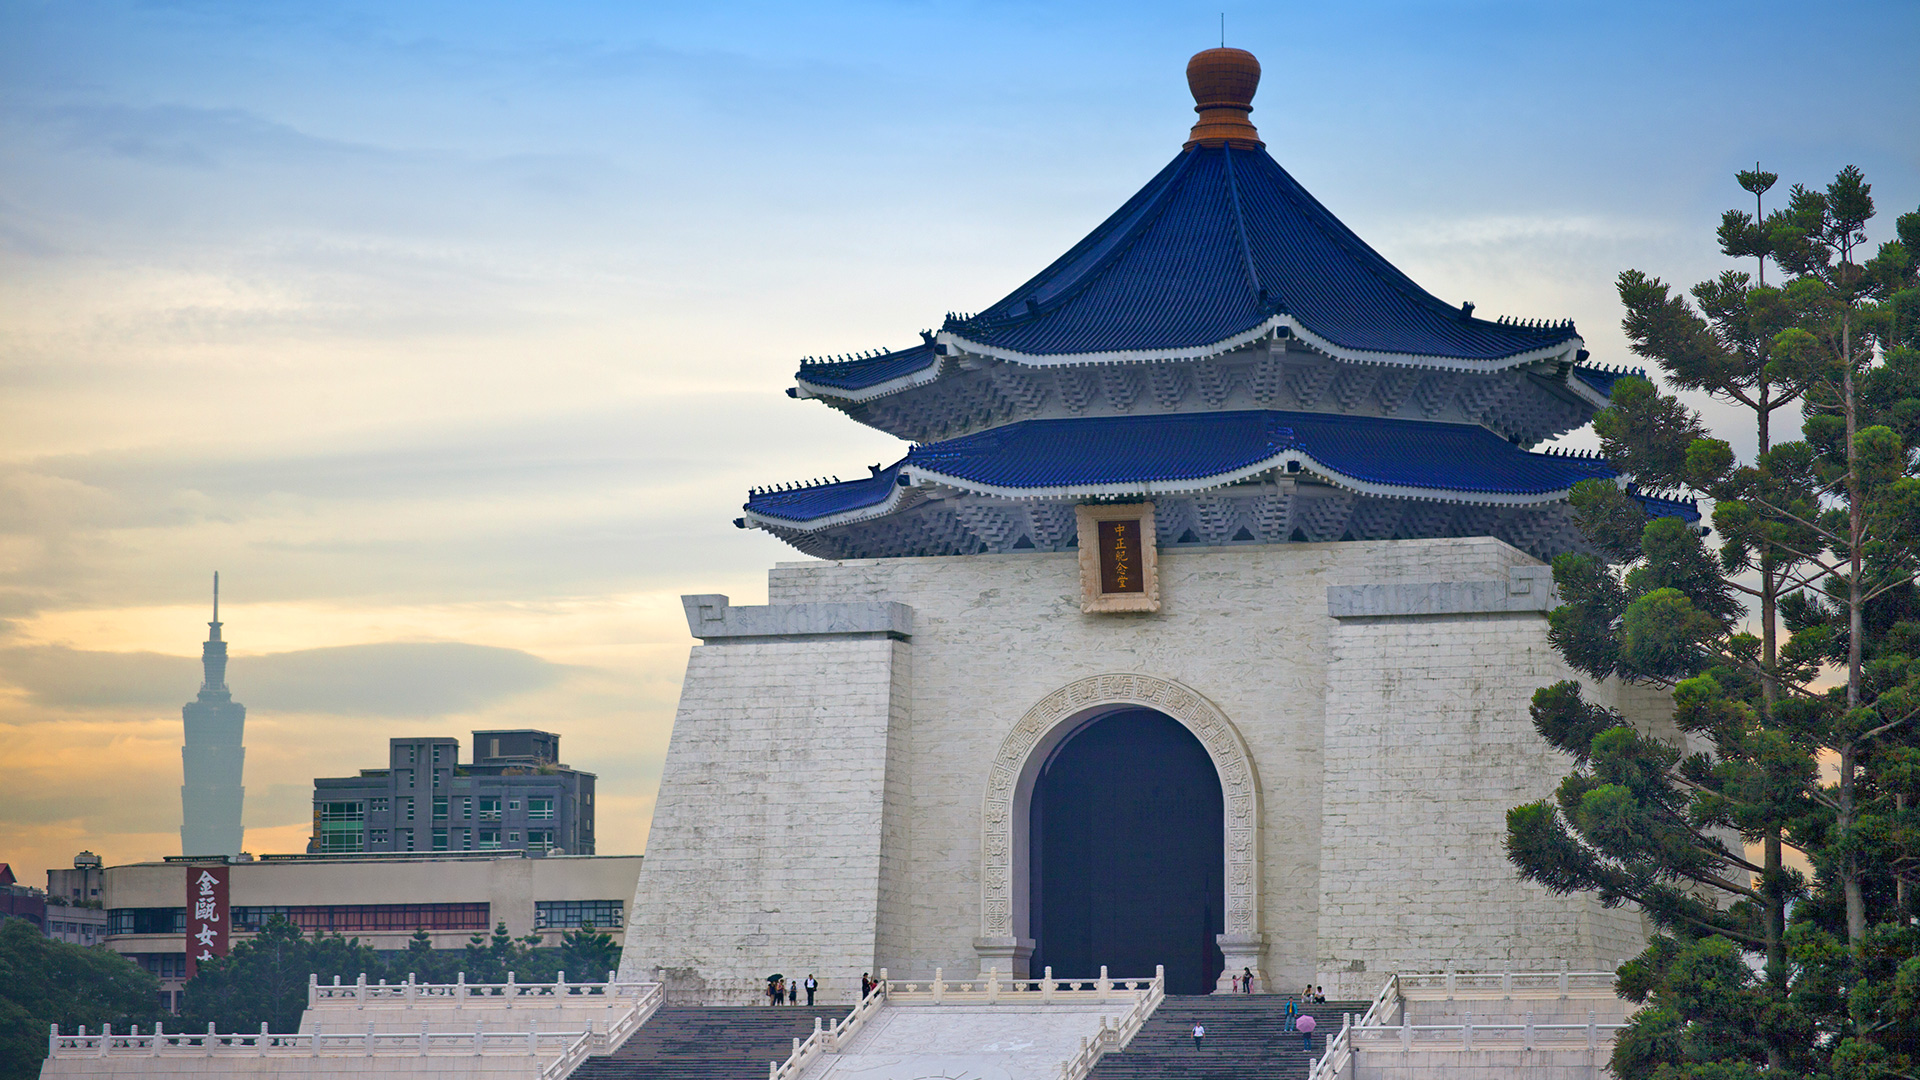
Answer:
[0,640,566,715]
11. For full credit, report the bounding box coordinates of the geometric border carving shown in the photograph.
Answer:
[980,672,1261,941]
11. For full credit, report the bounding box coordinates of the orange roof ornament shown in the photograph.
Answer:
[1183,47,1263,150]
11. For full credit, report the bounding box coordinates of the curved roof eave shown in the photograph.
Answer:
[793,321,1603,413]
[742,456,1589,536]
[793,357,942,404]
[937,315,1582,373]
[901,452,1586,507]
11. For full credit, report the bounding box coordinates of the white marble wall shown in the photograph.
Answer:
[625,537,1661,1002]
[1317,610,1653,1000]
[617,635,910,1003]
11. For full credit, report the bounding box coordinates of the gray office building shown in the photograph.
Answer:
[310,730,595,855]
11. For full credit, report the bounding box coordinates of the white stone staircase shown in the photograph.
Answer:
[774,966,1164,1080]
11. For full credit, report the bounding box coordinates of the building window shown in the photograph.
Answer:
[403,798,415,821]
[370,829,389,846]
[432,795,448,819]
[108,909,186,935]
[432,746,442,763]
[508,831,519,843]
[371,797,389,814]
[233,904,488,932]
[528,798,554,821]
[403,830,415,851]
[318,829,363,853]
[133,953,189,979]
[478,830,501,849]
[535,900,623,930]
[527,830,553,851]
[316,800,365,852]
[461,797,472,819]
[479,798,501,821]
[508,800,520,811]
[432,828,449,851]
[406,770,415,788]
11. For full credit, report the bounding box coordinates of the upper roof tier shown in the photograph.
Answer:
[790,48,1593,443]
[938,142,1577,364]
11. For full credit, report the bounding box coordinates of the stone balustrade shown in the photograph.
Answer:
[301,974,663,1057]
[307,971,647,1007]
[1308,970,1631,1080]
[42,977,666,1079]
[46,1024,591,1080]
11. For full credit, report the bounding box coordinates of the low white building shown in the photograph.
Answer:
[95,851,640,1011]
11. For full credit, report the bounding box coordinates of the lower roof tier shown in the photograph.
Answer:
[745,485,1682,564]
[738,409,1698,561]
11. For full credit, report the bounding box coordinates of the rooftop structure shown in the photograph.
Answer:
[181,573,246,857]
[310,730,595,856]
[746,47,1689,562]
[622,46,1675,1005]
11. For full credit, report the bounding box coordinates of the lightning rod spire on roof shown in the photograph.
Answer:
[210,571,221,642]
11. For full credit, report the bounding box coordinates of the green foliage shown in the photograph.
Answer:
[0,917,160,1080]
[559,924,620,981]
[178,917,617,1033]
[1511,165,1920,1079]
[459,921,552,983]
[181,916,383,1034]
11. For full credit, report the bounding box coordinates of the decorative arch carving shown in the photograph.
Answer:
[979,673,1261,946]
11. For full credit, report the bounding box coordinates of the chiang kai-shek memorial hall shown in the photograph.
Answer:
[618,47,1686,1002]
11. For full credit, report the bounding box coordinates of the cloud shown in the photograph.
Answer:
[0,640,566,716]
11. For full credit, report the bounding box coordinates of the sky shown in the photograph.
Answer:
[1,0,1916,882]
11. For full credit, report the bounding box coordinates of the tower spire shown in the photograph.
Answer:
[183,573,245,857]
[200,573,228,691]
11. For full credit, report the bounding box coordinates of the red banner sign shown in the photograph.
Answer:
[185,865,230,978]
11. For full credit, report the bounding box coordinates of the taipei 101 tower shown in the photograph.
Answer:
[181,573,245,856]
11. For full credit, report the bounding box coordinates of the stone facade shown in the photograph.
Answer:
[620,537,1660,1002]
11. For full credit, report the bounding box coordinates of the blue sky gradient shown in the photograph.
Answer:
[2,0,1915,873]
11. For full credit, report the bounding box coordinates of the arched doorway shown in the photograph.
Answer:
[1028,708,1225,994]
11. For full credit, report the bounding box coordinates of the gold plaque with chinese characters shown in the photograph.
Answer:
[1076,502,1160,613]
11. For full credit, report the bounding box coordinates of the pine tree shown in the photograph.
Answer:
[1506,165,1920,1077]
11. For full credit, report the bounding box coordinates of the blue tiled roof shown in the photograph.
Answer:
[908,411,1614,493]
[1571,364,1644,398]
[797,342,938,392]
[943,146,1578,362]
[746,467,903,523]
[1629,486,1703,524]
[745,411,1624,524]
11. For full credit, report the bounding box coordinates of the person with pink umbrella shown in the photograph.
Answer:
[1295,1011,1316,1053]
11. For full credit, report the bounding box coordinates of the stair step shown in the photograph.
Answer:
[1086,997,1370,1080]
[571,1007,830,1080]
